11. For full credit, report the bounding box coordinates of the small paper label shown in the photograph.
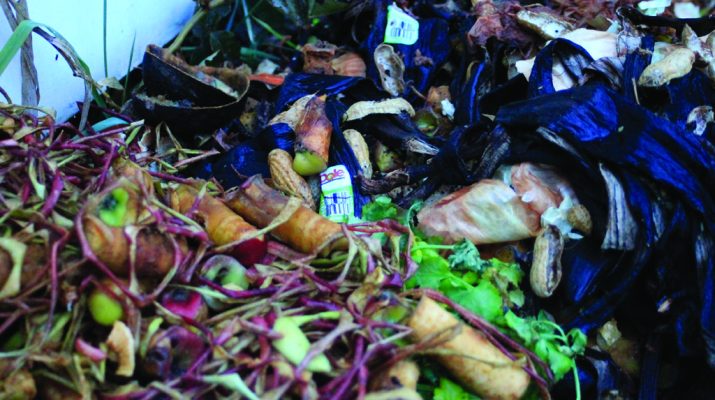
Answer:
[384,4,419,46]
[319,165,355,223]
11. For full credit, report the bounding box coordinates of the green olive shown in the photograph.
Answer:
[374,142,401,173]
[292,151,326,176]
[202,255,249,291]
[88,286,124,326]
[98,188,130,227]
[414,109,438,134]
[219,265,248,290]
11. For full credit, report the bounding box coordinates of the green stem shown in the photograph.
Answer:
[412,244,454,251]
[533,319,567,337]
[251,16,299,50]
[290,311,341,326]
[236,0,267,29]
[573,363,581,400]
[167,9,206,55]
[536,333,564,342]
[167,0,228,55]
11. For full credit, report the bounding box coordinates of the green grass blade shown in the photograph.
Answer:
[0,20,38,76]
[240,0,256,47]
[240,46,280,61]
[0,19,127,117]
[121,33,136,104]
[0,20,93,79]
[103,0,108,77]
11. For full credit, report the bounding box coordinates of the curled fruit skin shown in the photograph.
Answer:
[83,215,176,278]
[302,41,337,75]
[170,184,266,266]
[98,188,132,228]
[226,175,346,255]
[343,99,415,122]
[373,141,402,173]
[370,360,420,391]
[331,52,366,77]
[426,86,451,114]
[0,237,50,299]
[111,158,153,193]
[106,320,135,377]
[408,297,530,400]
[84,179,178,278]
[84,214,129,272]
[202,255,249,291]
[94,179,144,227]
[0,238,27,300]
[293,95,331,176]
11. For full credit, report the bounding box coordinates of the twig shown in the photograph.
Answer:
[0,86,12,103]
[79,84,91,131]
[35,28,92,128]
[1,0,39,108]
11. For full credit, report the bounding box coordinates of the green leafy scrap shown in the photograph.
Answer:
[448,240,489,273]
[362,195,399,222]
[482,259,525,308]
[442,279,503,323]
[403,199,424,228]
[361,196,423,228]
[362,197,584,396]
[407,240,506,323]
[504,310,587,384]
[408,235,585,394]
[505,311,533,344]
[407,249,451,290]
[433,377,481,400]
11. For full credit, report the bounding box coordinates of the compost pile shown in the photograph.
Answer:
[2,0,715,399]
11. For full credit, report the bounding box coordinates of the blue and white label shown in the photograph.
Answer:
[384,4,419,46]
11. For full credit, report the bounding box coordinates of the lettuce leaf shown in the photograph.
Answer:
[433,377,481,400]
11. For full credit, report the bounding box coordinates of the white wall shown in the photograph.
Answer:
[0,0,197,121]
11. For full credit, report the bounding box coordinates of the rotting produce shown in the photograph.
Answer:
[2,0,715,399]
